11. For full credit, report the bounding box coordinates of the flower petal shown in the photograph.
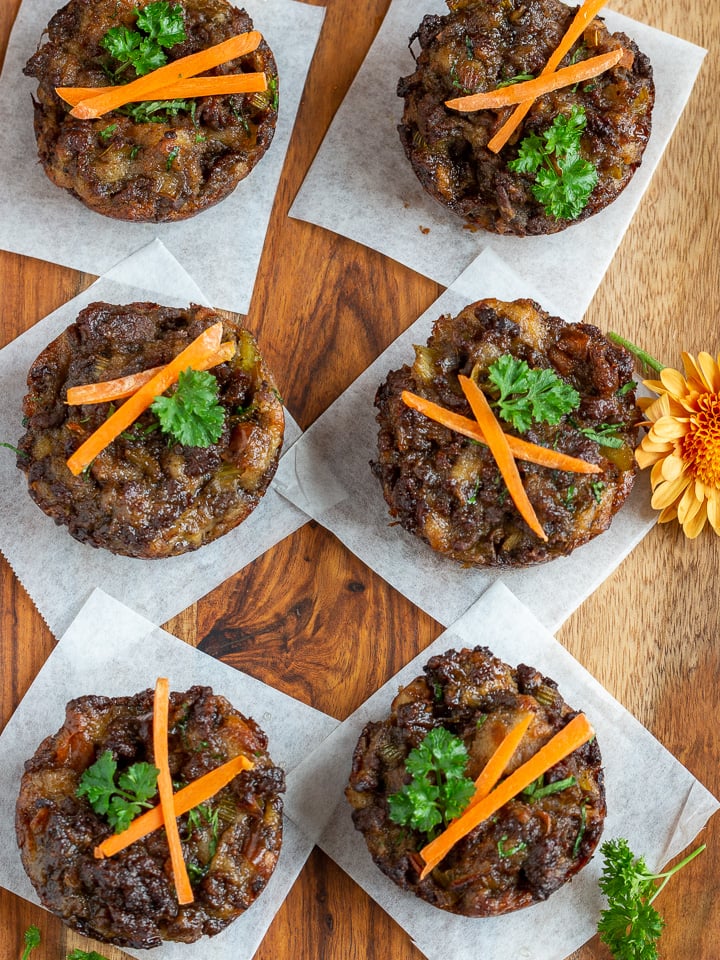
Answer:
[651,473,692,510]
[707,493,720,535]
[660,367,690,398]
[677,481,703,525]
[650,416,690,440]
[661,453,687,482]
[697,352,720,393]
[682,499,708,539]
[658,503,679,523]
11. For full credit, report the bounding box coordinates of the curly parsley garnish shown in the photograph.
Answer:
[151,367,226,447]
[487,355,580,433]
[387,727,475,839]
[101,1,186,79]
[21,926,40,960]
[76,750,159,833]
[508,105,598,220]
[598,838,706,960]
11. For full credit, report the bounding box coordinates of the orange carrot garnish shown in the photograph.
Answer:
[66,341,235,406]
[94,752,254,859]
[65,321,223,476]
[401,390,600,475]
[56,72,267,108]
[447,48,626,113]
[469,712,533,807]
[153,678,193,905]
[458,376,548,541]
[70,31,262,119]
[419,712,594,879]
[488,0,609,153]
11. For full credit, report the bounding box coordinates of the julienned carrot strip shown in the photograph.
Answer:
[469,712,533,807]
[66,341,236,406]
[154,678,194,905]
[65,322,223,476]
[70,31,262,119]
[56,72,267,108]
[94,752,254,859]
[487,0,608,152]
[458,376,548,541]
[446,47,625,112]
[401,391,600,475]
[419,713,594,879]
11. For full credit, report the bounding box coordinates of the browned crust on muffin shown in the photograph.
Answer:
[372,298,640,566]
[346,646,606,916]
[16,686,285,947]
[397,0,654,235]
[17,301,284,558]
[24,0,278,222]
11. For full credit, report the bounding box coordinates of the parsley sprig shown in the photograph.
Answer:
[101,2,186,79]
[598,838,706,960]
[76,750,159,833]
[151,367,226,447]
[487,355,580,433]
[508,105,598,220]
[21,926,40,960]
[67,951,111,960]
[387,727,475,838]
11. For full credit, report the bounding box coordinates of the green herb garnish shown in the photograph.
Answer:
[21,926,40,960]
[597,838,706,960]
[487,355,580,433]
[99,122,118,142]
[166,144,180,170]
[591,480,606,503]
[1,441,27,457]
[67,951,111,960]
[522,774,576,800]
[497,835,527,858]
[508,104,598,220]
[579,423,626,448]
[387,727,476,838]
[497,72,535,88]
[101,2,186,79]
[119,98,195,123]
[76,749,159,833]
[151,367,225,447]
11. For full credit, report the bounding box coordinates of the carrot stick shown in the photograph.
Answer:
[66,341,236,406]
[458,376,548,541]
[488,0,608,153]
[469,712,533,807]
[419,712,594,879]
[65,321,223,476]
[446,47,625,112]
[401,390,600,474]
[56,72,267,108]
[94,752,254,859]
[153,678,193,905]
[70,31,262,119]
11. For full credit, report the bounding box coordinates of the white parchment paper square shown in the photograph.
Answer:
[290,0,705,320]
[0,0,325,314]
[0,240,308,638]
[274,247,656,633]
[0,588,339,960]
[285,581,719,960]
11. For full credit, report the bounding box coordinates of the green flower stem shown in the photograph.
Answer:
[608,332,665,375]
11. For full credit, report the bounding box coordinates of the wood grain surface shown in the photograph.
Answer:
[1,0,718,958]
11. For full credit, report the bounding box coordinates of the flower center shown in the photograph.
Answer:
[681,392,720,488]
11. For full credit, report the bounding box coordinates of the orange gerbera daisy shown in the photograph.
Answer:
[636,352,720,538]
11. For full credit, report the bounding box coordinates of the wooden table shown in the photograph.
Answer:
[1,0,718,957]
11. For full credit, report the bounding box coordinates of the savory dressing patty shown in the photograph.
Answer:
[398,0,654,234]
[24,0,278,221]
[16,686,285,947]
[346,646,606,916]
[17,301,284,558]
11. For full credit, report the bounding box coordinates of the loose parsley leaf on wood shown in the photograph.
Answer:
[21,926,40,960]
[67,951,111,960]
[76,750,159,833]
[387,727,476,838]
[598,838,706,960]
[151,368,226,447]
[487,355,580,433]
[508,105,598,220]
[101,2,185,78]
